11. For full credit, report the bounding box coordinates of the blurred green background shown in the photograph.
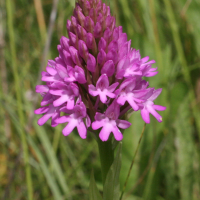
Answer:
[0,0,200,199]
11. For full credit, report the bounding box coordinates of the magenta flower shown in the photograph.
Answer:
[139,88,166,123]
[55,102,90,139]
[92,102,131,141]
[88,74,119,103]
[35,0,166,141]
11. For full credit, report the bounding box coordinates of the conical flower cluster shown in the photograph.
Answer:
[35,0,166,141]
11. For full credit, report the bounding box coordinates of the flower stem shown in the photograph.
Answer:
[120,123,146,200]
[97,138,114,185]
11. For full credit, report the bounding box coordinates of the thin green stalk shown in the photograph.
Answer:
[97,138,114,185]
[6,0,33,199]
[120,123,146,200]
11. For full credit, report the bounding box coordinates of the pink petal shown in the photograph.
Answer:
[77,121,87,139]
[92,120,104,130]
[87,54,96,72]
[97,49,106,65]
[149,88,162,101]
[35,106,49,114]
[69,32,77,47]
[112,126,123,141]
[88,85,99,96]
[51,112,60,127]
[41,76,56,82]
[117,119,131,129]
[74,67,87,83]
[77,24,87,42]
[106,49,117,64]
[46,67,57,76]
[38,112,53,126]
[101,60,115,77]
[147,106,163,122]
[49,89,63,96]
[94,22,102,38]
[126,94,139,111]
[53,95,69,107]
[118,33,127,48]
[84,16,94,32]
[66,98,75,110]
[47,60,56,68]
[86,33,95,49]
[106,92,115,99]
[60,36,70,51]
[96,74,109,88]
[107,41,118,52]
[112,27,119,41]
[117,96,126,105]
[41,93,53,106]
[99,123,112,141]
[141,108,150,123]
[62,119,78,136]
[107,82,119,92]
[35,85,49,93]
[153,105,166,111]
[78,40,88,61]
[99,92,107,103]
[69,46,82,66]
[141,56,149,63]
[55,64,68,79]
[86,115,91,128]
[98,37,107,51]
[94,112,105,121]
[55,116,70,123]
[62,50,74,67]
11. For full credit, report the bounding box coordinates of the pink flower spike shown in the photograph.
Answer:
[88,74,118,103]
[35,0,166,141]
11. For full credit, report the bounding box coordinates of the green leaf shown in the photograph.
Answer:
[89,170,103,200]
[103,142,122,200]
[174,97,195,200]
[34,123,70,196]
[27,136,63,200]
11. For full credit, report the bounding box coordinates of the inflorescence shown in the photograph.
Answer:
[35,0,166,141]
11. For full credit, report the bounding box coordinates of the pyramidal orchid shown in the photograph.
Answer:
[35,0,166,142]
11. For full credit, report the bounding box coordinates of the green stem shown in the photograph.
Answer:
[6,0,33,199]
[120,123,146,200]
[97,138,114,185]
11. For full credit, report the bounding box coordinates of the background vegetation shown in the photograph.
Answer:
[0,0,200,199]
